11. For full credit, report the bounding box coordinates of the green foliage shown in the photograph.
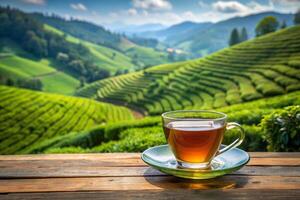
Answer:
[240,27,248,42]
[103,117,161,141]
[280,20,287,29]
[91,126,165,153]
[0,85,134,154]
[294,9,300,25]
[45,147,87,154]
[77,26,300,115]
[229,28,240,46]
[0,7,109,82]
[32,13,122,51]
[256,16,279,36]
[261,106,300,152]
[17,78,43,91]
[223,125,267,151]
[30,92,300,153]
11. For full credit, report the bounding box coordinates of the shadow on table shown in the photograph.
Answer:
[143,167,249,190]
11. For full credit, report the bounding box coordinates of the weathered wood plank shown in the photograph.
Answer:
[0,156,299,168]
[248,152,300,158]
[0,175,299,193]
[248,158,300,166]
[0,165,299,178]
[0,152,298,161]
[2,190,300,200]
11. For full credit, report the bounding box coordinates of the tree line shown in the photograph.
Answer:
[229,9,300,46]
[0,7,110,83]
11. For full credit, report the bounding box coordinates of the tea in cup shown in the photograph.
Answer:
[162,110,244,169]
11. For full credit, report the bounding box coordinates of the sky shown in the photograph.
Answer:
[0,0,299,26]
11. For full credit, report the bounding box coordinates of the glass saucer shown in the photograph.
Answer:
[141,144,250,179]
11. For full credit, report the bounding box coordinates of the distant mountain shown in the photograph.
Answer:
[112,23,167,34]
[171,11,294,57]
[139,21,212,42]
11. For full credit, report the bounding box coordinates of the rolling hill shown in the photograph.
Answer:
[0,7,174,95]
[0,38,80,95]
[31,91,300,154]
[32,13,125,51]
[43,25,135,72]
[0,85,134,154]
[34,13,172,69]
[76,25,300,115]
[142,12,294,57]
[140,21,212,42]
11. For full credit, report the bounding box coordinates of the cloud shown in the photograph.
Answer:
[198,1,208,8]
[212,1,274,15]
[181,11,198,21]
[127,8,138,16]
[271,0,300,3]
[22,0,45,5]
[271,0,300,12]
[212,1,249,13]
[132,0,172,11]
[70,3,87,11]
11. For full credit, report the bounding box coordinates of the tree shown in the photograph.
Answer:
[23,31,47,57]
[229,28,240,46]
[255,16,279,37]
[6,78,14,86]
[79,76,85,87]
[294,9,300,25]
[240,27,248,42]
[111,52,116,60]
[281,20,287,29]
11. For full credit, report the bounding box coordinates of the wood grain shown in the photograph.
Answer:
[2,190,300,200]
[0,152,298,160]
[0,165,299,178]
[0,175,300,193]
[0,152,299,199]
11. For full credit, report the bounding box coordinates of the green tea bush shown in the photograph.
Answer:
[223,125,267,151]
[288,60,300,69]
[91,126,165,152]
[261,105,300,151]
[45,147,88,154]
[241,92,262,101]
[103,117,160,140]
[256,83,284,96]
[27,129,99,153]
[287,84,300,92]
[226,109,272,125]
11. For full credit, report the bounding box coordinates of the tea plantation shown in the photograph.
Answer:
[31,91,300,154]
[76,26,300,115]
[0,85,134,154]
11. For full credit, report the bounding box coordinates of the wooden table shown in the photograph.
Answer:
[0,153,299,199]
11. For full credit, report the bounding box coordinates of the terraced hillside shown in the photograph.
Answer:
[0,85,134,154]
[33,91,300,154]
[76,26,300,115]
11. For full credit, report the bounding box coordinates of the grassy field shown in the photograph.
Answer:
[0,37,80,95]
[0,85,134,154]
[0,56,55,77]
[39,72,80,95]
[125,46,169,68]
[76,26,300,115]
[44,24,135,72]
[44,24,170,72]
[31,91,300,154]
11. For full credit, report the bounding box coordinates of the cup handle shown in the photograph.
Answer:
[216,122,245,156]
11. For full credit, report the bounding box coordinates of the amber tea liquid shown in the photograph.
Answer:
[164,121,225,164]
